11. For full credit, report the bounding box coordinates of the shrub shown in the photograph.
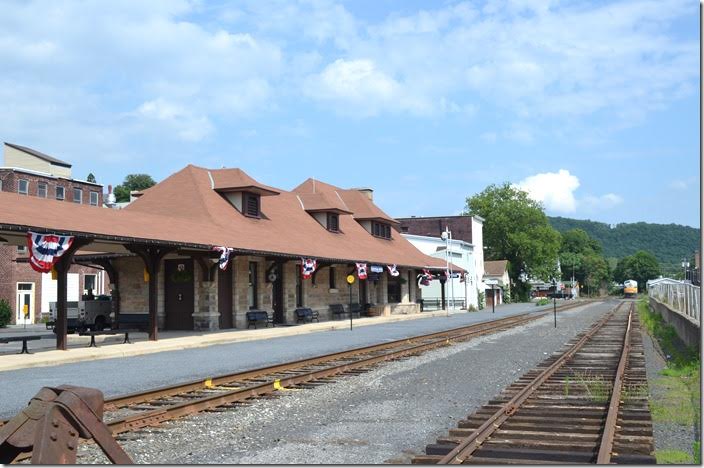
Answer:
[0,298,11,328]
[536,298,550,306]
[477,290,485,310]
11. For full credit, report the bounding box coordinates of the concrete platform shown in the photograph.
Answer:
[0,309,463,372]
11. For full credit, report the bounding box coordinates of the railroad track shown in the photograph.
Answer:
[412,301,655,464]
[3,300,591,463]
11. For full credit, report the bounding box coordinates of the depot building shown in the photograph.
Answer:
[0,164,457,349]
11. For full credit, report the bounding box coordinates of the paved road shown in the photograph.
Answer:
[0,300,580,418]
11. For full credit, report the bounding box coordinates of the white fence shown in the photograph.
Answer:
[648,282,700,326]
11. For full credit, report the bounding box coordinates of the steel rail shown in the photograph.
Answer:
[104,312,548,434]
[437,301,625,464]
[103,310,549,411]
[596,303,633,464]
[6,300,595,463]
[1,300,591,430]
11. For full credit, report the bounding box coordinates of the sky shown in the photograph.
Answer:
[0,0,700,227]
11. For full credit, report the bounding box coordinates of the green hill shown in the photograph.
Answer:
[548,216,700,275]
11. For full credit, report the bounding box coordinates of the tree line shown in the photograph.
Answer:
[465,183,663,300]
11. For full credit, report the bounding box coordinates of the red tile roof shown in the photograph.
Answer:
[0,165,453,270]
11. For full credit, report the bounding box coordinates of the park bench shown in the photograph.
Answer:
[246,310,274,329]
[78,329,138,348]
[329,303,346,319]
[115,314,150,331]
[349,303,363,318]
[0,335,48,354]
[294,307,319,324]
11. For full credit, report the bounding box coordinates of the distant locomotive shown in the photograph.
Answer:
[623,280,638,298]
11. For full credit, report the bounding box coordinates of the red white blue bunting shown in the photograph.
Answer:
[301,258,317,279]
[386,264,399,277]
[27,231,74,273]
[355,262,368,280]
[212,246,234,270]
[417,269,433,286]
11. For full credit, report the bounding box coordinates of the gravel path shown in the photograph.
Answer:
[641,329,699,459]
[78,300,613,464]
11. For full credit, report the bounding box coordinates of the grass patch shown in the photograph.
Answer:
[655,449,693,464]
[638,297,701,460]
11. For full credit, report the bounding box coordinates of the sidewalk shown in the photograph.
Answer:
[0,308,468,372]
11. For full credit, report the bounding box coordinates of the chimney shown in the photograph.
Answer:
[354,187,373,201]
[129,190,144,202]
[105,185,117,208]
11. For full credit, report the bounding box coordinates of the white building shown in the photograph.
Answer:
[397,216,485,310]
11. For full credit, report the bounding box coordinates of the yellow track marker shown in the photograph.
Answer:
[273,379,300,392]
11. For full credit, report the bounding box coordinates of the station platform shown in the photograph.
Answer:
[0,307,492,372]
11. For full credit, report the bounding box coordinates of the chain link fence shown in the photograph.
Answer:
[649,282,700,326]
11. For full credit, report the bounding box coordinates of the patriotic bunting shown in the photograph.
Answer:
[26,231,74,273]
[417,269,433,286]
[301,258,317,279]
[212,246,234,270]
[356,262,368,280]
[387,264,399,277]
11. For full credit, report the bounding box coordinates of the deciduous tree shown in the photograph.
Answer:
[465,183,561,301]
[113,174,156,202]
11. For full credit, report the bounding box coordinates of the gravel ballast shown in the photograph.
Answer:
[78,301,614,464]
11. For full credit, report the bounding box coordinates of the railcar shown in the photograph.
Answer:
[623,279,638,298]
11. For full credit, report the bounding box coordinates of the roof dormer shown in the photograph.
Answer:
[210,168,279,218]
[297,192,352,232]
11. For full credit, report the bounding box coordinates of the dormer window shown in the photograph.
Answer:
[327,213,339,232]
[372,221,392,239]
[243,192,260,218]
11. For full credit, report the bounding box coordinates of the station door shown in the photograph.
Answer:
[164,259,194,330]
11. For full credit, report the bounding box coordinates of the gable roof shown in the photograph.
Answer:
[484,260,509,276]
[4,142,72,168]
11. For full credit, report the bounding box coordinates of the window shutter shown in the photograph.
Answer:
[245,193,260,217]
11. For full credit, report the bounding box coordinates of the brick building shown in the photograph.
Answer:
[0,143,106,325]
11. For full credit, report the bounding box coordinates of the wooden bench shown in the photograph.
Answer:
[329,303,346,319]
[115,314,149,331]
[78,329,138,348]
[246,310,274,329]
[0,335,45,354]
[295,307,319,323]
[349,303,363,318]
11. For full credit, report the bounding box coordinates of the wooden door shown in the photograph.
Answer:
[165,259,194,330]
[218,264,233,329]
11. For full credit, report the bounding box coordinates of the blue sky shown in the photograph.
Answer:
[0,0,699,227]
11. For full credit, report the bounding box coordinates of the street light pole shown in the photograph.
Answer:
[551,278,557,328]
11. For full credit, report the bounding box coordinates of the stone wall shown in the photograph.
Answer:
[110,256,421,331]
[649,296,700,350]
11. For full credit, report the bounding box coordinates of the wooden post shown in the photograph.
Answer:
[126,245,175,341]
[55,238,93,350]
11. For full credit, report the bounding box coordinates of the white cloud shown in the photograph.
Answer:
[136,99,214,142]
[516,169,580,213]
[581,193,624,210]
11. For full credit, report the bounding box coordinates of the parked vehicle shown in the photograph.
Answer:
[49,296,112,332]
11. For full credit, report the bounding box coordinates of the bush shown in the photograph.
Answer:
[0,298,11,327]
[502,289,512,304]
[477,290,485,310]
[536,298,550,306]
